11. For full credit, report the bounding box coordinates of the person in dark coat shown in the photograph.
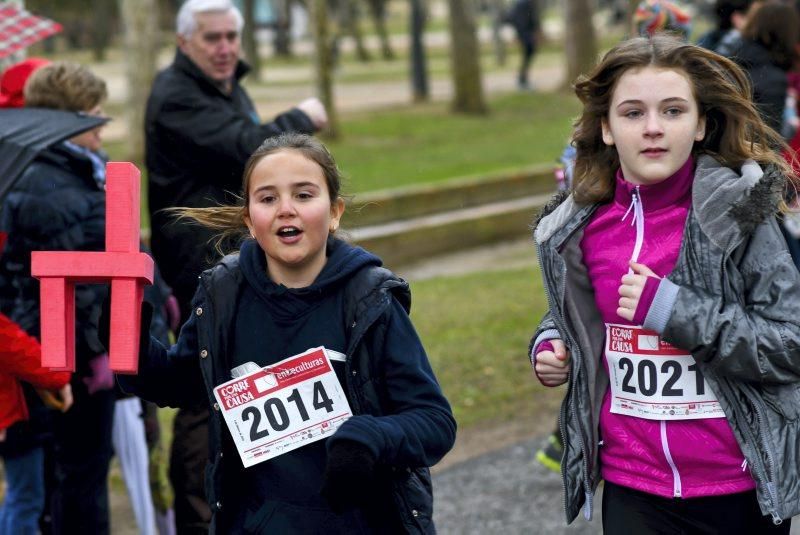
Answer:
[145,1,329,531]
[0,61,116,535]
[504,0,541,90]
[725,0,798,133]
[119,133,456,534]
[696,0,755,51]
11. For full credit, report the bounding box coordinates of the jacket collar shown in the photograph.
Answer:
[172,48,250,98]
[36,143,106,191]
[613,156,694,212]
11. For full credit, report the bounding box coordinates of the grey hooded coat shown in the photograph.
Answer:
[531,155,800,525]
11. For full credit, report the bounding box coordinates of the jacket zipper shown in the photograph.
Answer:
[624,187,685,496]
[622,186,644,267]
[741,381,781,523]
[660,421,682,497]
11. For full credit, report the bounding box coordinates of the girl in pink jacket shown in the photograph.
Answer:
[532,35,800,533]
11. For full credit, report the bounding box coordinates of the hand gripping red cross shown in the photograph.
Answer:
[31,162,154,374]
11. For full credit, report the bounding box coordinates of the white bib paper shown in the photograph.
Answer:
[605,324,724,420]
[213,347,353,468]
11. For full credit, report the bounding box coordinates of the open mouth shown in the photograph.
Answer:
[277,227,301,238]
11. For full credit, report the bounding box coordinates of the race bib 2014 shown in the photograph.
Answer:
[213,347,353,468]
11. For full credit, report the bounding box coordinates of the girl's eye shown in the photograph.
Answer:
[259,195,276,204]
[665,107,683,117]
[624,110,642,119]
[297,191,314,200]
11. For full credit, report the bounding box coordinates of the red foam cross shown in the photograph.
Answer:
[31,162,154,374]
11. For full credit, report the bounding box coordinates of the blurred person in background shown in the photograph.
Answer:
[503,0,542,90]
[726,0,799,133]
[2,61,114,534]
[0,57,74,535]
[696,0,757,51]
[0,313,72,535]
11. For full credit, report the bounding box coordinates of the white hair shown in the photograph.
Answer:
[176,0,244,37]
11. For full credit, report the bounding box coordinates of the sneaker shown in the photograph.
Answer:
[535,432,563,473]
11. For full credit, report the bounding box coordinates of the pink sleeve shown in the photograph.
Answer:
[534,340,555,356]
[633,276,661,326]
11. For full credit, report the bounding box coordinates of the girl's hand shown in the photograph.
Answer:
[534,339,571,387]
[617,261,659,321]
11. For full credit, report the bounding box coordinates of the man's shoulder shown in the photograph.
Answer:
[150,64,194,97]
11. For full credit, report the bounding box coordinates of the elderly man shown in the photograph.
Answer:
[144,1,327,532]
[147,0,327,316]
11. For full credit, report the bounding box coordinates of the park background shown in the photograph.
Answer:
[3,1,756,533]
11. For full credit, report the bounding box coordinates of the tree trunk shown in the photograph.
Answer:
[311,0,340,138]
[366,0,394,60]
[563,0,597,89]
[273,0,293,57]
[346,0,370,62]
[118,0,159,166]
[91,0,113,62]
[409,0,429,102]
[242,0,261,81]
[446,0,488,114]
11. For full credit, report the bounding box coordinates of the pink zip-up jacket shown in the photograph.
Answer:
[536,157,755,498]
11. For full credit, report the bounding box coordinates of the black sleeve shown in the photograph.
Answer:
[154,91,317,173]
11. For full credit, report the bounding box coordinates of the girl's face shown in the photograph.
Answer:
[601,66,705,186]
[244,149,344,288]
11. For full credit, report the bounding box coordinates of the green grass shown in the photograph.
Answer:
[327,90,580,194]
[103,89,579,230]
[411,265,550,429]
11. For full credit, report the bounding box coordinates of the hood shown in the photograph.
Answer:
[239,237,382,320]
[693,154,784,250]
[27,143,106,191]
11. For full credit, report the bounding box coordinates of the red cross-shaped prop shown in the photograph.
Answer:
[31,162,154,374]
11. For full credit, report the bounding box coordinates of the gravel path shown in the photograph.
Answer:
[433,437,602,535]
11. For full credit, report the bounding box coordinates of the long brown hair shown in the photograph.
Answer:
[571,34,793,205]
[167,133,344,255]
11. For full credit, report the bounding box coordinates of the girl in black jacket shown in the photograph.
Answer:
[121,133,456,534]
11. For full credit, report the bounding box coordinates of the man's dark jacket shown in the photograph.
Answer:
[145,49,316,311]
[120,252,456,533]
